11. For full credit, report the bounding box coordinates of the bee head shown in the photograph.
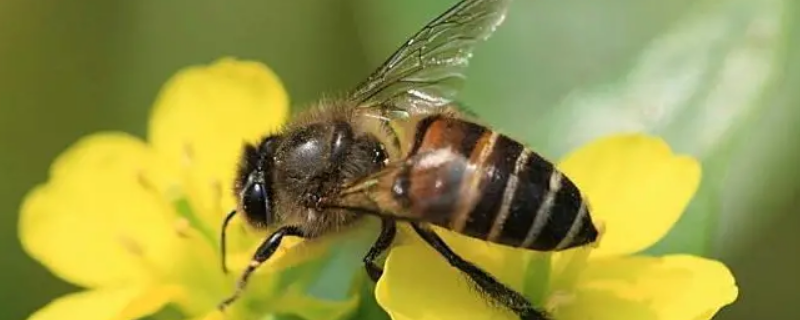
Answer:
[220,135,282,273]
[234,135,281,228]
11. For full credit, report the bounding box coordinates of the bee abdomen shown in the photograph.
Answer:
[487,150,597,251]
[394,115,598,251]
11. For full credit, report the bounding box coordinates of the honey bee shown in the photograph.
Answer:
[218,0,599,319]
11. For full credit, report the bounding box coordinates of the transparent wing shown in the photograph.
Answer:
[350,0,512,119]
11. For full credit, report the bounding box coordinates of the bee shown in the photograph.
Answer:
[218,0,599,319]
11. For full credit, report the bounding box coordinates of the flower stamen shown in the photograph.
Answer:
[182,143,195,167]
[171,141,224,252]
[210,179,227,218]
[118,234,145,257]
[173,197,218,250]
[117,234,165,278]
[174,218,192,238]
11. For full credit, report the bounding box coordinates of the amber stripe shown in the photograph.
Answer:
[450,131,499,233]
[393,116,440,208]
[397,116,487,225]
[414,118,484,223]
[408,115,441,156]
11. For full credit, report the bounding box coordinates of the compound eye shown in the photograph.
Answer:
[242,182,271,226]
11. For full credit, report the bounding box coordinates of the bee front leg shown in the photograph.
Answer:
[218,225,305,311]
[363,218,397,282]
[410,223,549,320]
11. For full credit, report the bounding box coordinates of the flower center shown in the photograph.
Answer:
[171,194,218,251]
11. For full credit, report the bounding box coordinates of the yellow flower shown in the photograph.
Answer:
[21,58,738,320]
[19,58,362,320]
[375,135,739,320]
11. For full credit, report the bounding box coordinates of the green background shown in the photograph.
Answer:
[1,0,797,319]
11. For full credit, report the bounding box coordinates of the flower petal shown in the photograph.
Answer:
[27,286,176,320]
[549,289,658,320]
[549,254,737,320]
[148,57,289,222]
[116,285,184,320]
[558,134,701,257]
[653,255,738,320]
[376,227,535,320]
[376,246,512,320]
[19,133,180,288]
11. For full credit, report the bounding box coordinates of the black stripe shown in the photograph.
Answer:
[457,121,487,157]
[463,135,522,240]
[530,173,582,250]
[497,151,554,248]
[408,115,441,156]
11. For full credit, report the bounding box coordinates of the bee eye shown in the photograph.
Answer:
[242,182,272,226]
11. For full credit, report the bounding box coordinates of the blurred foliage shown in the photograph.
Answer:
[0,0,798,319]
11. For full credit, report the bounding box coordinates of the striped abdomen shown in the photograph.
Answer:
[391,115,598,251]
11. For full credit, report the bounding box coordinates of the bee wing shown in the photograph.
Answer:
[349,0,512,119]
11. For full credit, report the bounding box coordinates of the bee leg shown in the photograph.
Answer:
[217,225,305,311]
[410,223,548,320]
[363,218,397,282]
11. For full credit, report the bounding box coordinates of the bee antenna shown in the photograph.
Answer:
[220,209,238,274]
